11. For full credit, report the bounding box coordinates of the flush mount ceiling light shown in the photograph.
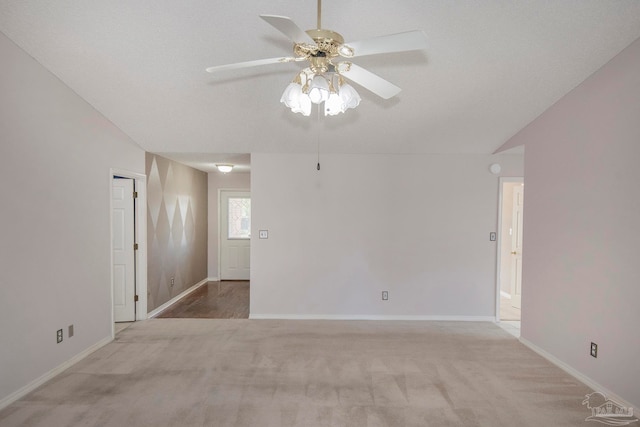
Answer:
[216,164,234,173]
[206,0,428,117]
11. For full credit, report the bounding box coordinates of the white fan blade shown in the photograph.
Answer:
[339,63,401,99]
[206,57,296,74]
[260,15,316,44]
[341,30,427,58]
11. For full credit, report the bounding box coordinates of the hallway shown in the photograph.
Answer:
[157,281,249,319]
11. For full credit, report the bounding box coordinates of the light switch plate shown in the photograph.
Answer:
[259,230,268,239]
[489,232,497,241]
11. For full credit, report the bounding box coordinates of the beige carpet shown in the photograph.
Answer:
[0,320,593,426]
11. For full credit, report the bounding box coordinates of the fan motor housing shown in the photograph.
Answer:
[295,28,344,59]
[306,29,344,45]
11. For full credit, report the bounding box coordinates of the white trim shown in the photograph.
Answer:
[249,314,496,321]
[519,337,637,410]
[495,176,524,323]
[208,277,219,282]
[147,278,209,318]
[0,336,113,411]
[500,290,512,299]
[217,189,222,282]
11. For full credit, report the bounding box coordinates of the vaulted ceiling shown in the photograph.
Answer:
[1,1,640,168]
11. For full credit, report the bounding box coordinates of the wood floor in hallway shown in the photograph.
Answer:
[157,281,249,319]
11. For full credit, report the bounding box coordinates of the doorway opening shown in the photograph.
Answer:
[497,177,524,327]
[110,169,148,337]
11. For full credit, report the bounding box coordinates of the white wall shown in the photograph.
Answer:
[251,153,523,318]
[503,37,640,408]
[0,33,145,404]
[207,171,251,279]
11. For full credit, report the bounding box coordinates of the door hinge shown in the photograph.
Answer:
[134,295,139,302]
[134,243,139,250]
[133,191,138,198]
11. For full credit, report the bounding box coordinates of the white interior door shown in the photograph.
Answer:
[112,178,136,322]
[220,190,251,280]
[510,185,524,309]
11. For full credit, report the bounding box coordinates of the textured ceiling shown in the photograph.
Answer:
[1,0,640,167]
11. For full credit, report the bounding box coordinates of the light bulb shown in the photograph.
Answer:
[308,75,330,104]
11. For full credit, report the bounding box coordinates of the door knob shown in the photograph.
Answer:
[511,251,517,255]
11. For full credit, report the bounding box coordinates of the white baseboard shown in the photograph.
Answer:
[249,314,496,321]
[519,337,637,410]
[500,291,512,299]
[207,277,219,282]
[147,278,209,318]
[0,335,113,411]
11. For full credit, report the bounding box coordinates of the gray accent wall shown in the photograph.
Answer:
[146,153,208,312]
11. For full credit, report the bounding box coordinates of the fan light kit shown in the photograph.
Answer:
[206,0,428,117]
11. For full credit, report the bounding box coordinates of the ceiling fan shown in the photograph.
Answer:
[206,0,428,116]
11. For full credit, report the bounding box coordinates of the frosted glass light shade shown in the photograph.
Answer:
[281,82,300,105]
[324,93,343,116]
[296,93,312,116]
[280,82,312,116]
[216,164,233,173]
[339,83,361,111]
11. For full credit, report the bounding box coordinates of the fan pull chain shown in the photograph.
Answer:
[316,105,321,171]
[317,0,322,29]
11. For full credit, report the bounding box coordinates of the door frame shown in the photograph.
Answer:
[218,188,250,281]
[109,169,148,337]
[495,176,524,322]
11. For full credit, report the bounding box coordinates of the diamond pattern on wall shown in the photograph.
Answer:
[145,153,208,312]
[147,157,162,229]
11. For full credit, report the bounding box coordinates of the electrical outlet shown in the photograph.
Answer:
[68,324,74,338]
[382,291,389,301]
[170,277,175,287]
[56,329,63,344]
[489,232,497,241]
[590,342,598,358]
